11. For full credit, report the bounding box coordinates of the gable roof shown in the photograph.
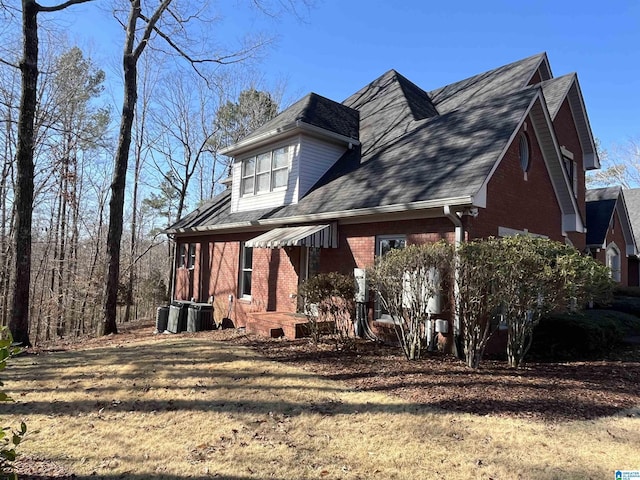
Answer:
[220,93,359,157]
[168,53,589,235]
[428,53,550,114]
[586,187,637,255]
[623,188,640,249]
[586,187,620,246]
[540,73,575,119]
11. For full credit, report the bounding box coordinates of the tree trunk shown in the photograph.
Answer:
[10,0,39,347]
[103,53,137,335]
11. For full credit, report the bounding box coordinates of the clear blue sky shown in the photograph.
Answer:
[64,0,639,153]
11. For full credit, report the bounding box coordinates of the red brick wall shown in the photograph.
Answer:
[320,219,455,275]
[467,119,565,242]
[553,97,587,252]
[593,208,629,286]
[174,218,460,327]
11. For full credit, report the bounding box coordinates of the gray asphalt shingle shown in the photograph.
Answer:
[168,54,556,233]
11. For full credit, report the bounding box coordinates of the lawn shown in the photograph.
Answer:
[4,324,640,480]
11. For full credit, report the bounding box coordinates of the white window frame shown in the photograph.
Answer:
[187,243,196,270]
[239,243,253,299]
[241,146,289,197]
[606,242,621,282]
[178,243,187,268]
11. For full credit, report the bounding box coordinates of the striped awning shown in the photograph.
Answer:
[245,224,338,248]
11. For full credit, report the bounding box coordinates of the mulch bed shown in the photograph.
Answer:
[235,334,640,423]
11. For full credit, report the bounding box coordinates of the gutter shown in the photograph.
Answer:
[166,196,474,235]
[220,120,360,157]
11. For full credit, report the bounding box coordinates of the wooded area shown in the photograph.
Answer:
[0,1,290,346]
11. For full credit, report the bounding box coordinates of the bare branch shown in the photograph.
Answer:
[132,0,172,60]
[38,0,95,13]
[0,57,18,69]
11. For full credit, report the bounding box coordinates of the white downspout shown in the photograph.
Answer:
[444,205,464,358]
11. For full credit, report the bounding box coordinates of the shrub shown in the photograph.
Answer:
[369,242,453,360]
[604,295,640,318]
[457,239,504,368]
[298,272,355,344]
[1,328,27,480]
[529,310,638,360]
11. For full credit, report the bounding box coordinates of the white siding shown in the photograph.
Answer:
[298,135,347,198]
[234,138,300,213]
[229,133,347,213]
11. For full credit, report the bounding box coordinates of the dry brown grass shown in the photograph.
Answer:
[4,330,640,479]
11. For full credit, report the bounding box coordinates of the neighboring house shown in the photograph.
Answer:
[585,187,637,285]
[621,188,640,286]
[166,53,600,337]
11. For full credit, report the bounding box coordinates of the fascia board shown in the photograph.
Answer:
[530,96,585,233]
[167,196,474,235]
[567,79,600,170]
[220,121,360,158]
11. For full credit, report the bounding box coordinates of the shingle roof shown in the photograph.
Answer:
[540,74,576,119]
[239,92,359,141]
[623,188,640,248]
[428,53,547,114]
[585,187,621,246]
[168,53,574,234]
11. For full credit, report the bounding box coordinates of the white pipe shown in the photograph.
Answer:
[444,206,464,340]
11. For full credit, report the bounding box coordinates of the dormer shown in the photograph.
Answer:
[220,93,360,214]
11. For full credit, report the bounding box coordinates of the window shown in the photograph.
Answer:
[178,244,187,267]
[606,244,621,282]
[375,235,406,320]
[377,235,406,257]
[239,243,253,298]
[241,146,289,196]
[300,246,321,282]
[561,146,578,197]
[519,133,530,172]
[187,244,197,269]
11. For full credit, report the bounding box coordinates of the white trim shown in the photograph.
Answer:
[477,92,584,234]
[606,242,622,282]
[239,242,253,300]
[221,120,360,157]
[523,53,552,85]
[167,196,474,234]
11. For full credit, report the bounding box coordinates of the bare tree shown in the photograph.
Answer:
[8,0,94,347]
[588,137,640,188]
[102,0,274,335]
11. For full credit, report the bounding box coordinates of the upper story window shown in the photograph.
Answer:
[519,133,530,172]
[241,146,289,196]
[561,146,578,197]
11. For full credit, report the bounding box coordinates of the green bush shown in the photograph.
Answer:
[614,286,640,298]
[604,295,640,318]
[1,328,27,480]
[529,310,639,360]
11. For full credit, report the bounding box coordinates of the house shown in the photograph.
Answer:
[585,187,637,285]
[166,53,600,339]
[620,188,640,286]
